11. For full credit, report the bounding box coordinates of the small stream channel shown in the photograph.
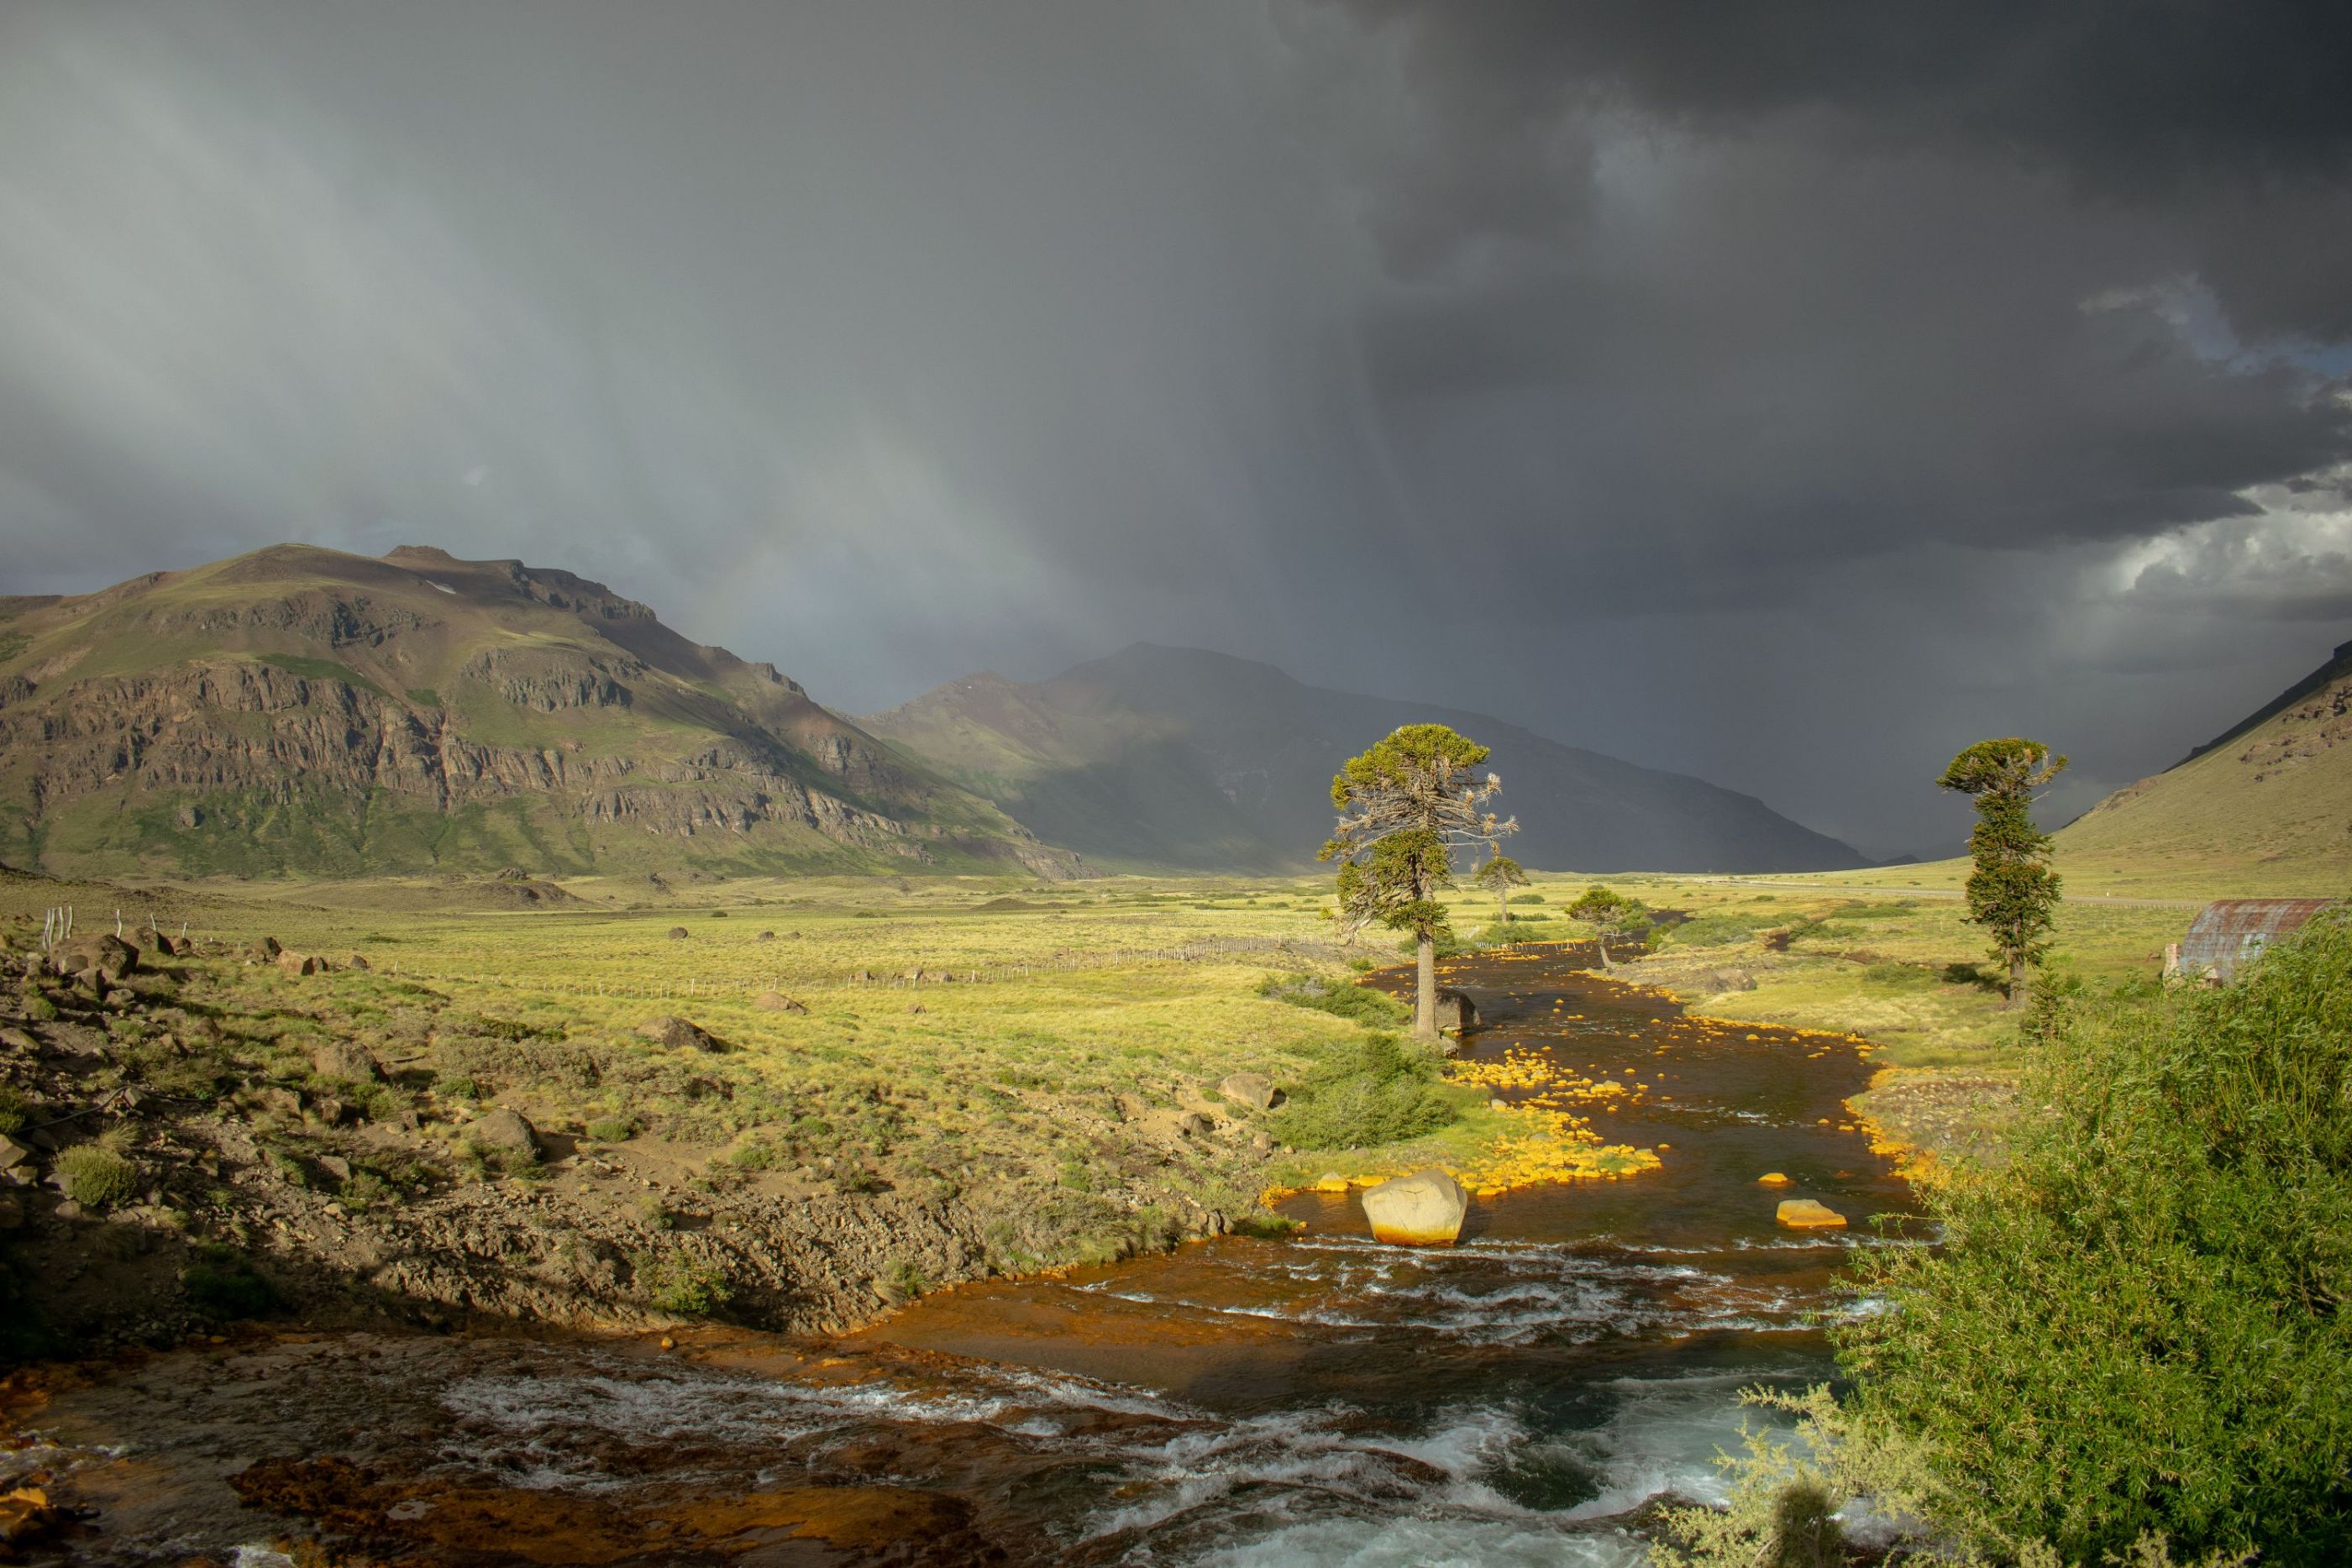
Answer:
[9,946,1915,1565]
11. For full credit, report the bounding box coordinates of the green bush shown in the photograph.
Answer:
[56,1145,139,1207]
[1665,912,1776,948]
[181,1245,281,1320]
[635,1248,732,1315]
[1256,973,1410,1027]
[1268,1032,1457,1151]
[1838,905,2352,1565]
[585,1116,638,1143]
[0,1085,24,1135]
[1508,892,1546,905]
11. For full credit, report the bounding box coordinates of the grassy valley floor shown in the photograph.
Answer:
[0,857,2263,1356]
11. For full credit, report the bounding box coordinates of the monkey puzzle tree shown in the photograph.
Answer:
[1322,724,1515,1041]
[1474,852,1528,929]
[1566,885,1649,972]
[1938,737,2067,1006]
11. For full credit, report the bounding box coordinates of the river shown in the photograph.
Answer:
[8,946,1912,1565]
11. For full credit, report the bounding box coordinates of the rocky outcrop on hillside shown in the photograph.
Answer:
[0,659,922,852]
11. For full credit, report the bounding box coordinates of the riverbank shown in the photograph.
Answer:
[6,930,1913,1566]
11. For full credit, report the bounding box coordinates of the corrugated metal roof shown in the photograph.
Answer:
[2176,898,2334,983]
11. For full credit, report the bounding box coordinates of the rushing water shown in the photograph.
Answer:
[11,947,1914,1565]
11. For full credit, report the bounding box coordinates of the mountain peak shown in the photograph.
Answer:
[0,543,1077,880]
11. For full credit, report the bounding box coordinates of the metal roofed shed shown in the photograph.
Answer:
[2167,898,2335,984]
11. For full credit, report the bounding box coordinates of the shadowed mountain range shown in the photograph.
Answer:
[864,644,1869,874]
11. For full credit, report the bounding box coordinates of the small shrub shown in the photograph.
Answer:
[726,1140,780,1171]
[1666,913,1776,948]
[635,1249,732,1316]
[338,1172,392,1210]
[24,994,56,1022]
[435,1073,484,1102]
[181,1245,281,1320]
[1229,1209,1302,1239]
[1508,892,1546,905]
[585,1116,638,1143]
[0,1084,24,1135]
[56,1145,139,1207]
[1269,1033,1457,1151]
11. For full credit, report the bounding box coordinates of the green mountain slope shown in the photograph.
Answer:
[864,643,1868,873]
[0,544,1078,879]
[2058,640,2352,894]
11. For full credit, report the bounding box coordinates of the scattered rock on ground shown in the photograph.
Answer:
[753,991,809,1014]
[1362,1169,1469,1245]
[276,950,323,976]
[1219,1072,1279,1110]
[52,933,139,982]
[312,1040,382,1083]
[1435,988,1479,1034]
[637,1015,727,1052]
[668,926,690,940]
[469,1108,543,1160]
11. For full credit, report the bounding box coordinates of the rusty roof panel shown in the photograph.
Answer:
[2177,898,2334,982]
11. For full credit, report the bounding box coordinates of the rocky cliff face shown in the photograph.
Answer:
[0,545,1079,879]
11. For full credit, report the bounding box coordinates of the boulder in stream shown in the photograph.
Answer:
[1775,1198,1846,1229]
[1361,1168,1469,1245]
[1435,988,1478,1035]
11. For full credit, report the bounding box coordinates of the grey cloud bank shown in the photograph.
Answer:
[2,0,2348,857]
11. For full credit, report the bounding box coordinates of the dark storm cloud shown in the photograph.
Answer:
[1,1,2349,856]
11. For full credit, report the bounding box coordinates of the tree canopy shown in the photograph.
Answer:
[1939,737,2066,1004]
[1321,723,1514,1038]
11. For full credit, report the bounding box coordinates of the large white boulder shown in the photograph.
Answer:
[1360,1168,1469,1246]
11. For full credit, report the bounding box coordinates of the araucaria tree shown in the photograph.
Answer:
[1322,724,1515,1041]
[1938,737,2066,1006]
[1566,885,1649,972]
[1474,852,1527,928]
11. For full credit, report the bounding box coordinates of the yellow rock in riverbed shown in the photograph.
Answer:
[1776,1198,1847,1229]
[1758,1172,1791,1185]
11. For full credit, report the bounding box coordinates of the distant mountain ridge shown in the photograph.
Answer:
[0,544,1076,879]
[864,643,1868,873]
[2059,638,2352,891]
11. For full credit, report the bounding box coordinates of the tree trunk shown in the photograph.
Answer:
[1415,932,1438,1041]
[1595,932,1613,973]
[2008,954,2027,1008]
[1495,886,1507,929]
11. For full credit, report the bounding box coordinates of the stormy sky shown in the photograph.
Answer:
[3,2,2349,858]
